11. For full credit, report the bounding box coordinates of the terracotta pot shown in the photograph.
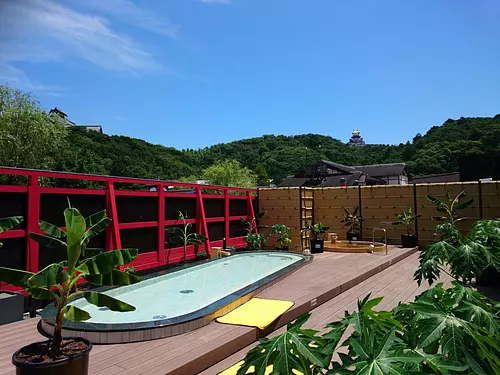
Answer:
[12,337,92,375]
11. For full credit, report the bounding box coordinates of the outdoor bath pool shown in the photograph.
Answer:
[41,252,308,343]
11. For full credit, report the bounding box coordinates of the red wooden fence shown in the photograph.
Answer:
[0,167,257,292]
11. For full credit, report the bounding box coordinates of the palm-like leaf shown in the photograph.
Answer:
[76,249,138,275]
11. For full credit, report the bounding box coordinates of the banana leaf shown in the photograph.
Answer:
[83,291,135,312]
[76,249,138,275]
[0,267,34,287]
[84,269,141,286]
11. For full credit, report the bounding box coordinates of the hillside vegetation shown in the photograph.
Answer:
[1,85,499,186]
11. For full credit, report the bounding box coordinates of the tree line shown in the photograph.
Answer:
[1,84,499,188]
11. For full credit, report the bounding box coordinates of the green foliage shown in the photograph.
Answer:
[0,206,139,358]
[0,216,23,247]
[415,219,500,285]
[3,86,500,187]
[305,222,330,240]
[196,251,208,260]
[392,206,421,235]
[238,283,500,375]
[165,211,207,264]
[269,224,292,248]
[241,211,268,249]
[0,85,68,175]
[427,190,473,226]
[202,159,257,188]
[340,206,362,233]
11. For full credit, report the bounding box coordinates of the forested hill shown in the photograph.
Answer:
[60,115,500,185]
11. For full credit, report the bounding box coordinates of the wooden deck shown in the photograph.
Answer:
[0,247,419,375]
[201,251,452,374]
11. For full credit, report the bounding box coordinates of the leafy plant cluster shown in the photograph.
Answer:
[392,206,420,235]
[3,85,500,187]
[241,212,293,250]
[238,282,500,375]
[340,207,362,234]
[415,190,500,286]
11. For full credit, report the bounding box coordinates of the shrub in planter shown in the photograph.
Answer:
[305,222,330,254]
[341,206,362,242]
[165,211,208,265]
[269,224,292,250]
[241,211,268,250]
[392,206,421,248]
[0,206,140,375]
[196,251,208,261]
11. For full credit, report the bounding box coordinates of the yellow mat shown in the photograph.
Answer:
[218,360,303,375]
[216,298,294,330]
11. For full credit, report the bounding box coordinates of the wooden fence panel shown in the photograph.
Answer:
[481,181,500,219]
[258,188,301,251]
[361,185,414,244]
[314,187,359,241]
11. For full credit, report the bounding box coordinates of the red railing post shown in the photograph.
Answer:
[26,174,40,272]
[195,187,211,256]
[224,189,230,245]
[246,191,257,233]
[157,183,165,264]
[105,181,122,250]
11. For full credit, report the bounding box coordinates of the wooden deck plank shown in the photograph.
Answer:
[200,252,449,375]
[0,246,417,375]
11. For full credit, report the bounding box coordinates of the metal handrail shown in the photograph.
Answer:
[372,228,388,255]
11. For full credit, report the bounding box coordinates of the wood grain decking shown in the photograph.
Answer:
[0,247,419,375]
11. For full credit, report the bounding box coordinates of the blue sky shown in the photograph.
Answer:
[1,0,499,149]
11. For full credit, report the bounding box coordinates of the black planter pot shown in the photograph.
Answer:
[310,239,324,254]
[347,231,361,242]
[401,234,418,248]
[276,246,289,251]
[476,267,500,287]
[12,337,92,375]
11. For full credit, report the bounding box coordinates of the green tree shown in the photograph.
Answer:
[0,85,67,170]
[253,165,270,186]
[202,160,257,188]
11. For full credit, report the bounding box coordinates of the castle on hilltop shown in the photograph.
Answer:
[348,129,365,146]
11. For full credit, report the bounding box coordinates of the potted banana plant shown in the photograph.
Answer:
[0,205,140,375]
[269,224,292,250]
[392,206,421,248]
[305,222,330,254]
[341,206,362,242]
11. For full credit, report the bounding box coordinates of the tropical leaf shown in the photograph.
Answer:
[27,264,69,288]
[83,291,135,312]
[64,207,87,272]
[84,269,141,286]
[455,199,474,211]
[29,232,66,248]
[39,220,66,238]
[82,211,111,244]
[64,305,91,321]
[76,249,138,275]
[0,267,34,287]
[0,216,23,247]
[82,248,103,257]
[26,287,56,300]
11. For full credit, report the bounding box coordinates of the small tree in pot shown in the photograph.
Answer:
[392,206,421,248]
[341,206,362,242]
[269,224,292,250]
[305,222,330,254]
[240,211,268,250]
[0,206,140,375]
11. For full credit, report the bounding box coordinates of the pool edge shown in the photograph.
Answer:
[41,251,313,344]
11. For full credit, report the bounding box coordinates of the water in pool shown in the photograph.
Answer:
[70,252,303,324]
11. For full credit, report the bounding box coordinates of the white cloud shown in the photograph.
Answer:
[71,0,179,38]
[0,0,177,93]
